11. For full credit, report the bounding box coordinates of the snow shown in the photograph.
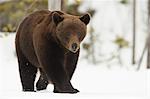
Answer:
[0,0,150,99]
[0,34,149,99]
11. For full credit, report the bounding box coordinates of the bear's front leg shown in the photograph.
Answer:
[65,49,80,80]
[33,38,78,93]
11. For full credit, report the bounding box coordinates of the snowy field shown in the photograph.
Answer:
[0,33,149,99]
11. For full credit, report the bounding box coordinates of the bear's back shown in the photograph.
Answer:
[16,10,52,67]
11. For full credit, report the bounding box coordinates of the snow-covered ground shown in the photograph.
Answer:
[0,34,149,99]
[0,0,150,99]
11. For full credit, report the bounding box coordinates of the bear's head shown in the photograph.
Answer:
[52,11,90,53]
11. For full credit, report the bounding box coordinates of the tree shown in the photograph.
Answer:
[48,0,61,11]
[147,0,150,69]
[132,0,136,64]
[136,0,150,70]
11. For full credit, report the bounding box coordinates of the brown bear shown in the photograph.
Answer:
[15,10,90,93]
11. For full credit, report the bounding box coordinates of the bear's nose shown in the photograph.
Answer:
[72,43,78,51]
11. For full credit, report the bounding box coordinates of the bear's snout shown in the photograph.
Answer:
[69,42,79,53]
[72,43,78,51]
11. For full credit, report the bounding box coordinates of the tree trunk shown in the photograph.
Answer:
[147,0,150,69]
[48,0,61,11]
[61,0,66,11]
[132,0,136,64]
[147,41,150,69]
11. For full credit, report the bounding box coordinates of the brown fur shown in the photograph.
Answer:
[15,10,90,93]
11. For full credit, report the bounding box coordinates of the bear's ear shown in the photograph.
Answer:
[52,12,64,25]
[79,13,90,25]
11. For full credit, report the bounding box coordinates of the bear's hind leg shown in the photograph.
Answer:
[16,45,37,92]
[18,60,37,92]
[36,68,49,91]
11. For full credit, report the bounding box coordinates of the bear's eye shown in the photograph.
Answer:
[66,32,70,36]
[67,32,70,35]
[77,32,81,36]
[64,36,69,40]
